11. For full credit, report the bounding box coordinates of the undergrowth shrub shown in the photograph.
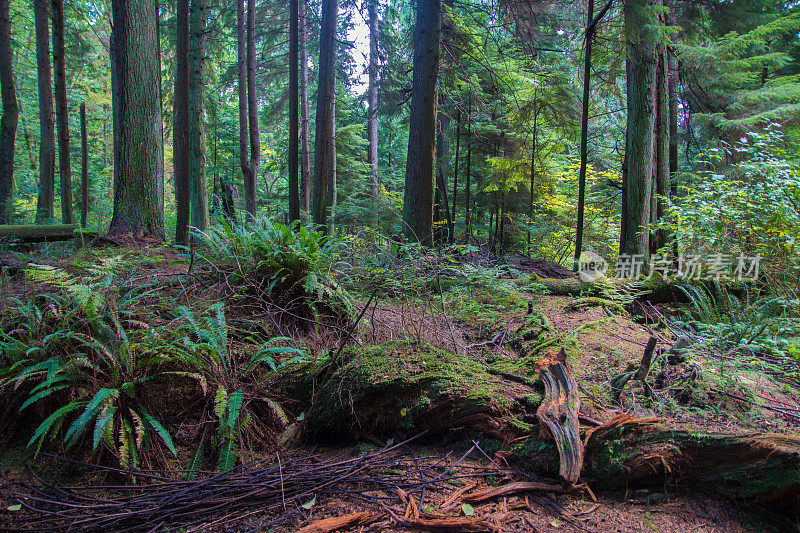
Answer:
[170,303,310,472]
[1,293,186,469]
[675,281,800,382]
[0,286,313,472]
[194,218,353,323]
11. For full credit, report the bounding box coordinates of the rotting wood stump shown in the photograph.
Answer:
[534,349,583,486]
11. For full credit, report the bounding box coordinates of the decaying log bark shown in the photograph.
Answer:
[534,349,583,486]
[585,414,800,523]
[301,341,800,524]
[296,512,386,533]
[0,223,77,242]
[305,341,540,442]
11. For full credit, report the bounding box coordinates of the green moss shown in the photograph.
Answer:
[306,340,530,440]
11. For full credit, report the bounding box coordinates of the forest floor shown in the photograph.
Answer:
[0,240,798,532]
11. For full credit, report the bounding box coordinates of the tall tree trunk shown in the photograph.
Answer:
[620,0,657,257]
[189,0,209,231]
[367,0,380,203]
[311,0,337,227]
[237,0,249,217]
[12,67,36,175]
[328,98,337,230]
[52,0,72,224]
[463,100,472,242]
[0,0,17,224]
[246,0,260,218]
[574,0,594,270]
[527,100,538,254]
[238,0,260,219]
[299,0,311,213]
[651,45,669,252]
[401,0,440,245]
[434,112,450,243]
[80,102,87,227]
[450,108,460,239]
[667,0,679,259]
[288,0,300,221]
[108,0,165,238]
[34,0,55,223]
[173,0,190,243]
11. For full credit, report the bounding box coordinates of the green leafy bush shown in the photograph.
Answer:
[1,299,186,468]
[194,217,353,322]
[661,125,800,286]
[170,303,310,472]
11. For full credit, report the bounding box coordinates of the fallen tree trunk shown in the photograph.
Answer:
[584,414,800,524]
[302,341,800,525]
[305,340,543,442]
[0,223,78,243]
[535,276,753,303]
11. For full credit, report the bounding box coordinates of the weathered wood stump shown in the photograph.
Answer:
[534,349,583,486]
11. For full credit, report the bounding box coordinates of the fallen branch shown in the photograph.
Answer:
[389,514,499,533]
[611,336,658,403]
[296,512,386,533]
[461,481,566,504]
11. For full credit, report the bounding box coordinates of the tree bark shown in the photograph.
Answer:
[173,0,190,243]
[0,0,17,224]
[367,0,380,203]
[401,0,441,245]
[52,0,72,224]
[311,0,337,228]
[189,0,209,231]
[463,102,472,242]
[574,0,594,270]
[652,45,670,252]
[620,0,657,257]
[434,112,449,243]
[238,0,260,219]
[34,0,55,223]
[450,108,460,239]
[527,100,538,253]
[667,0,679,259]
[80,102,87,227]
[288,0,300,222]
[328,98,337,230]
[299,0,311,213]
[108,0,165,238]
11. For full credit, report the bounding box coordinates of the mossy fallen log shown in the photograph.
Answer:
[535,276,754,303]
[302,341,800,523]
[584,414,800,523]
[0,223,79,243]
[306,340,543,442]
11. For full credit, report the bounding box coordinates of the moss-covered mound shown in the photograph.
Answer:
[306,340,543,441]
